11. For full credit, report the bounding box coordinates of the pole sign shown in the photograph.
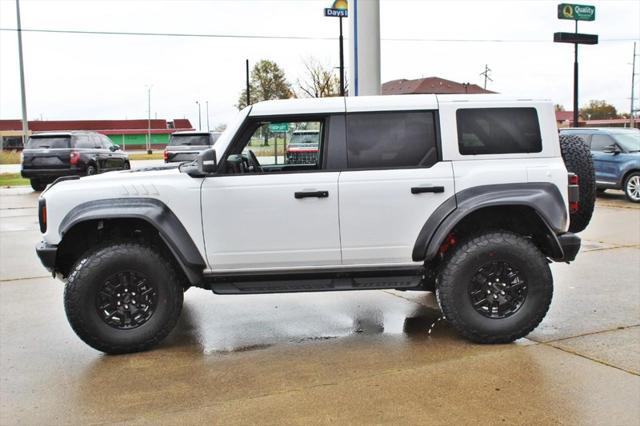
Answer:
[324,0,348,17]
[554,32,598,45]
[558,3,595,21]
[269,123,289,133]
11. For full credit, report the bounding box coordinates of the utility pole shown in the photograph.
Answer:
[146,85,152,154]
[206,101,210,132]
[245,59,251,107]
[338,16,345,96]
[630,42,637,128]
[479,64,493,90]
[573,20,579,128]
[195,101,201,131]
[16,0,29,147]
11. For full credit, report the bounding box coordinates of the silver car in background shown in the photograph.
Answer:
[164,131,221,163]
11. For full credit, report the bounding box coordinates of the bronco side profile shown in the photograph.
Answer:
[35,95,595,354]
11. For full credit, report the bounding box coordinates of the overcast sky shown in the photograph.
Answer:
[0,0,638,128]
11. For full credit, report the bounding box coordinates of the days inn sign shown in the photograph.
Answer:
[558,3,596,21]
[324,0,348,17]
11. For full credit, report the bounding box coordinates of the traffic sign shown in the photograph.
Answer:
[558,3,595,21]
[554,32,598,45]
[269,123,289,133]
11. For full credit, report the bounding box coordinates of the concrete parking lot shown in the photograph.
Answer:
[0,187,638,424]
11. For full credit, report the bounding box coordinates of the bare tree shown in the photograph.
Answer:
[297,57,342,98]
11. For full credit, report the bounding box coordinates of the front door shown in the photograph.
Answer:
[201,117,341,271]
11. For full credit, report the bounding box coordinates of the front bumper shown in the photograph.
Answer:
[557,233,581,262]
[36,241,57,273]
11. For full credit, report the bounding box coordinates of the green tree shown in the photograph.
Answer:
[580,100,618,120]
[237,59,292,109]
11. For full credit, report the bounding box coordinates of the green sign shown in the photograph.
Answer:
[269,123,289,133]
[558,3,595,21]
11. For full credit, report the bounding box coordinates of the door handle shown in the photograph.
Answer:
[295,191,329,199]
[411,186,445,194]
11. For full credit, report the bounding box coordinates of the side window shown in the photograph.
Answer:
[101,135,113,149]
[74,134,93,149]
[457,108,542,155]
[345,111,438,169]
[590,134,614,151]
[227,119,323,173]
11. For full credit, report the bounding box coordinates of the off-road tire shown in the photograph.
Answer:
[436,231,553,344]
[30,179,47,192]
[623,172,640,203]
[64,242,184,354]
[559,134,596,233]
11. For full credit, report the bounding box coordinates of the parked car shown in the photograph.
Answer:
[21,131,129,191]
[286,130,320,164]
[560,128,640,202]
[36,95,594,354]
[164,131,220,163]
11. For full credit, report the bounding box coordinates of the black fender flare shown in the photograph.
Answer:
[412,183,568,262]
[59,198,206,284]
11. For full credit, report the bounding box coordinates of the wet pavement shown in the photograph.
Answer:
[0,187,639,424]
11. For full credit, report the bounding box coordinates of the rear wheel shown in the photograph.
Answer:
[30,179,47,192]
[436,231,553,344]
[624,172,640,203]
[559,134,596,233]
[64,242,184,354]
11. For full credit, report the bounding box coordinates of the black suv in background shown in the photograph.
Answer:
[164,131,220,163]
[21,131,130,191]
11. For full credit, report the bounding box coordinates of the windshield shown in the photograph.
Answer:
[169,134,211,146]
[289,131,319,147]
[26,136,71,149]
[612,132,640,152]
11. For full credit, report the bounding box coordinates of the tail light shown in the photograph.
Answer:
[38,198,47,233]
[69,151,80,166]
[163,149,168,161]
[568,173,579,213]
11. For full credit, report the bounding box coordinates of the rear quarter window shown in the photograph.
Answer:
[457,108,542,155]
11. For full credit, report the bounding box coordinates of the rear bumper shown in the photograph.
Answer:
[557,233,581,262]
[35,241,58,273]
[21,168,83,179]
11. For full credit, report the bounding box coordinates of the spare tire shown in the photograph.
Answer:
[559,134,596,233]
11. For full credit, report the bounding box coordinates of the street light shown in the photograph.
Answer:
[146,84,153,154]
[195,101,202,131]
[206,101,210,132]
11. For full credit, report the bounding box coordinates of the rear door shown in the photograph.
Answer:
[338,101,455,265]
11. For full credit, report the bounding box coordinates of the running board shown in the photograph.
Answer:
[204,266,425,294]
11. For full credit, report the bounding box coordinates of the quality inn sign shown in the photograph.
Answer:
[558,3,596,21]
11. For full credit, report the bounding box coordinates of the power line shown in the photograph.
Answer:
[0,27,637,43]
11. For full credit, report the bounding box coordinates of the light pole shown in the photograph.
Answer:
[195,101,202,131]
[146,85,152,154]
[206,101,210,132]
[16,0,29,147]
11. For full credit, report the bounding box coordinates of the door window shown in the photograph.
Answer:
[226,120,324,173]
[345,111,438,169]
[590,134,614,151]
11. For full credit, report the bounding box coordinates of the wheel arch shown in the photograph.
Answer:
[57,198,205,285]
[413,183,568,262]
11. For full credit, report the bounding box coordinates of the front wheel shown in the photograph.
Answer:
[436,231,553,344]
[86,164,97,176]
[64,242,184,354]
[624,172,640,203]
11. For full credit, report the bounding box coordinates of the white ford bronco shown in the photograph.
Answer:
[35,95,595,354]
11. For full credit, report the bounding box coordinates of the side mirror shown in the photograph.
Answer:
[109,144,120,152]
[198,148,217,174]
[602,144,621,155]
